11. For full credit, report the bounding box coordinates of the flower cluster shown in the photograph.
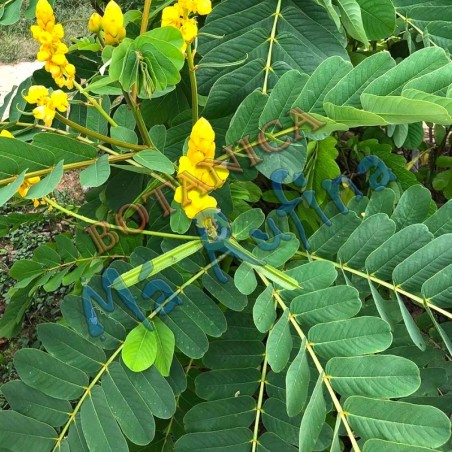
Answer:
[162,0,212,43]
[24,85,69,127]
[88,1,126,46]
[31,0,75,89]
[0,130,14,138]
[174,118,228,219]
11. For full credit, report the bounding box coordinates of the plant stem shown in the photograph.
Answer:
[0,153,136,186]
[186,43,199,125]
[258,273,361,452]
[73,80,119,128]
[295,251,452,320]
[43,196,200,241]
[54,112,151,150]
[141,0,152,34]
[262,0,282,94]
[123,91,155,148]
[251,353,269,452]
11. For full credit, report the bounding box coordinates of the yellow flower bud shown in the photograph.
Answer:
[36,0,54,25]
[88,12,103,33]
[0,130,14,138]
[195,0,212,15]
[23,85,49,105]
[180,18,198,42]
[102,0,125,42]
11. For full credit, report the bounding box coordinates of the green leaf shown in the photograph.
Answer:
[326,355,420,398]
[153,318,175,377]
[179,285,228,338]
[162,308,209,359]
[310,211,361,258]
[204,340,265,370]
[195,368,261,401]
[1,381,71,427]
[308,316,392,358]
[25,160,64,199]
[364,47,450,97]
[421,263,452,308]
[262,398,302,446]
[234,262,258,295]
[336,0,369,45]
[365,188,395,218]
[122,323,158,372]
[37,323,106,377]
[175,428,253,451]
[125,364,176,419]
[0,170,26,207]
[102,362,155,446]
[80,386,128,452]
[298,375,326,452]
[365,224,433,280]
[363,439,438,452]
[291,286,361,327]
[232,208,265,240]
[345,396,452,448]
[286,338,310,417]
[306,137,340,204]
[338,213,396,269]
[14,348,88,400]
[356,0,396,40]
[424,200,452,237]
[253,285,277,333]
[0,411,57,452]
[202,270,248,311]
[133,150,175,174]
[395,292,426,351]
[393,234,452,293]
[79,155,111,188]
[183,396,256,433]
[266,309,292,373]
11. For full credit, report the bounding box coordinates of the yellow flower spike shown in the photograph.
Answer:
[23,85,49,105]
[174,117,228,218]
[180,18,198,42]
[102,0,126,45]
[195,0,212,15]
[0,130,14,138]
[88,12,103,33]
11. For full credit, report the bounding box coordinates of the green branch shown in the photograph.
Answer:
[295,251,452,321]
